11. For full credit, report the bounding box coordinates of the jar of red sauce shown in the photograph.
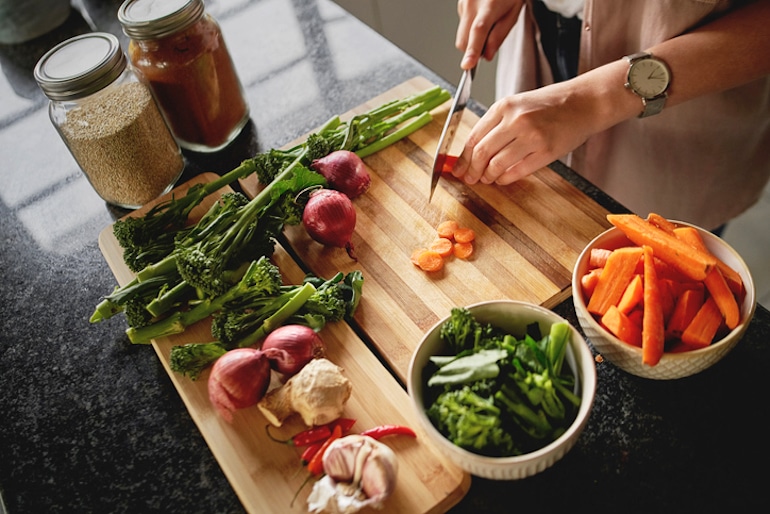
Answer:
[118,0,249,152]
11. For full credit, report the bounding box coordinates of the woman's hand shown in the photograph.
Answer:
[456,0,523,69]
[452,63,636,185]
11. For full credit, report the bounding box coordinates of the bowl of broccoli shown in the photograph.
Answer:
[407,300,596,480]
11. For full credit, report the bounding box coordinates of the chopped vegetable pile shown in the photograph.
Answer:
[423,308,581,457]
[581,213,746,366]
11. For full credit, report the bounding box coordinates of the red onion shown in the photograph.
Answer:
[208,348,271,422]
[303,188,358,260]
[261,324,326,377]
[311,150,371,199]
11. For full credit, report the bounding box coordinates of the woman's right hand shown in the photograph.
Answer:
[456,0,524,69]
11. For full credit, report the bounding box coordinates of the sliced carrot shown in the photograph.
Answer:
[429,237,454,258]
[616,273,643,314]
[627,308,644,329]
[437,220,459,240]
[666,287,705,340]
[642,245,665,366]
[607,214,717,281]
[410,248,427,266]
[589,248,613,269]
[581,267,603,298]
[453,227,476,244]
[601,305,643,347]
[414,249,444,272]
[703,267,740,330]
[586,246,644,316]
[453,241,474,259]
[646,212,677,235]
[681,296,723,348]
[673,226,745,299]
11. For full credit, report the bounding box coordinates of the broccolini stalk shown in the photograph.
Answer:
[126,257,317,345]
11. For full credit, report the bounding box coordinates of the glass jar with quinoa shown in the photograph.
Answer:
[118,0,250,153]
[34,32,184,209]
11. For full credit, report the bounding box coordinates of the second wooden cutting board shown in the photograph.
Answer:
[242,75,611,383]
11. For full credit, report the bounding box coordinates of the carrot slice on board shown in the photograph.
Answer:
[414,249,444,272]
[642,245,665,366]
[429,237,454,258]
[586,246,644,316]
[410,248,427,266]
[453,241,474,259]
[681,296,723,348]
[602,305,643,347]
[437,220,459,240]
[453,227,476,244]
[617,273,643,314]
[673,226,745,299]
[666,286,705,340]
[607,214,717,281]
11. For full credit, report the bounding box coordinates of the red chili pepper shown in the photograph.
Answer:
[330,417,356,434]
[265,423,332,447]
[360,424,417,440]
[300,440,325,466]
[307,424,342,475]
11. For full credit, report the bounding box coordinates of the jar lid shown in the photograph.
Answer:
[34,32,127,101]
[118,0,205,40]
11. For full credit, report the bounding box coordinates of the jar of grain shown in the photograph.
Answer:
[34,32,184,209]
[118,0,250,153]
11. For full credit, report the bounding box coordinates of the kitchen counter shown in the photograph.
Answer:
[1,1,768,513]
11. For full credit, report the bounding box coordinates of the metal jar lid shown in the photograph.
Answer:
[118,0,205,40]
[34,32,127,101]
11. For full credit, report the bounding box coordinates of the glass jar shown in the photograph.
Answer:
[34,32,185,210]
[118,0,250,153]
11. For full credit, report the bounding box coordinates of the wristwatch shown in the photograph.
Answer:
[624,52,671,118]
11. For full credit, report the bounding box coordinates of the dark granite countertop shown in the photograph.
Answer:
[1,1,768,513]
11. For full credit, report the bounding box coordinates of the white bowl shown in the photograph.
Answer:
[572,220,756,380]
[407,300,596,480]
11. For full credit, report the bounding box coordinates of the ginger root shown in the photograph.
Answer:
[257,358,352,427]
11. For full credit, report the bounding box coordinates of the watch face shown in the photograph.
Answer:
[628,58,670,97]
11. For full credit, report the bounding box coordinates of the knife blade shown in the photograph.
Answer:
[430,67,475,201]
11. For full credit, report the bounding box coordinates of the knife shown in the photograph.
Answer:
[430,66,475,201]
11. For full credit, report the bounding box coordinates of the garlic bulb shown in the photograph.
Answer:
[307,435,398,513]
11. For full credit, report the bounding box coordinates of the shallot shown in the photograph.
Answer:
[208,348,271,422]
[311,150,372,199]
[303,188,358,260]
[261,324,326,377]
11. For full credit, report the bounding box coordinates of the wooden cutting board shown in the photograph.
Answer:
[241,76,612,384]
[98,174,470,514]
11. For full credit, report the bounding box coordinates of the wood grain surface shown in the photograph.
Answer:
[98,173,470,514]
[241,76,611,383]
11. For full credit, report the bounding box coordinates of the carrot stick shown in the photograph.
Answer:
[429,237,454,258]
[581,267,603,298]
[703,267,741,330]
[672,226,745,299]
[681,296,723,348]
[589,248,613,269]
[617,274,643,314]
[642,245,665,366]
[586,246,644,316]
[666,286,705,340]
[601,305,643,347]
[607,214,717,281]
[453,227,476,244]
[437,220,459,240]
[453,241,474,259]
[646,212,677,235]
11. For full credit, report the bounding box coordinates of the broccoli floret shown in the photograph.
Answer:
[427,385,515,457]
[169,341,228,380]
[439,307,481,353]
